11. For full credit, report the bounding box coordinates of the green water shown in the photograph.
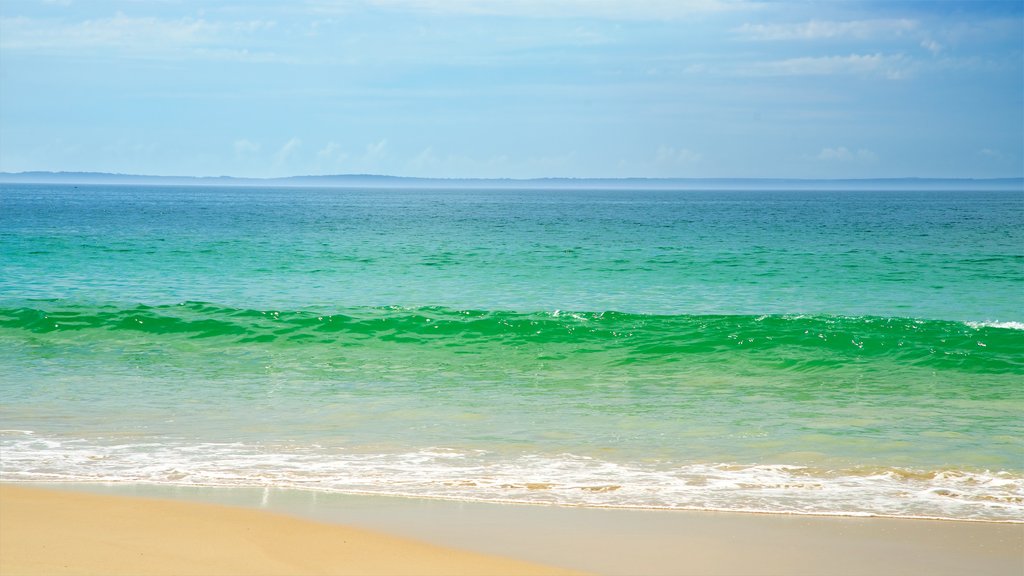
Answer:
[1,184,1021,520]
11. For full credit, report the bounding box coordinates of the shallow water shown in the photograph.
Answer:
[2,184,1021,520]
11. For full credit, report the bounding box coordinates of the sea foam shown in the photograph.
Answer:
[3,431,1021,522]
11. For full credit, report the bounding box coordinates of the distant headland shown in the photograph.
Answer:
[1,171,1021,191]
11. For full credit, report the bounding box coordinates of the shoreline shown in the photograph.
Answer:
[3,482,1022,576]
[6,478,1021,525]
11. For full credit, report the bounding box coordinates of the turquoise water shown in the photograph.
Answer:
[1,184,1022,520]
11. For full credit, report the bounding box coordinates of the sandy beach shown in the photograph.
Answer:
[2,483,1021,576]
[0,485,580,576]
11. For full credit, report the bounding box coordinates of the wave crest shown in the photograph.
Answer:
[2,302,1021,374]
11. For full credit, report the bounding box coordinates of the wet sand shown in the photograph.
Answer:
[2,483,1022,576]
[0,485,580,576]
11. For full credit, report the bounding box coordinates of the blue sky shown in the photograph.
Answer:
[1,0,1021,179]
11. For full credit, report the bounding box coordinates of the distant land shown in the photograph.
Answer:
[1,171,1022,191]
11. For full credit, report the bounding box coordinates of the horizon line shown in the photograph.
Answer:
[2,170,1022,183]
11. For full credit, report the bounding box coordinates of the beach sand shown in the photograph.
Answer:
[2,483,1022,576]
[0,485,580,576]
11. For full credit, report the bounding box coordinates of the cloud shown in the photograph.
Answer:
[349,0,747,20]
[190,48,291,64]
[410,146,439,171]
[0,13,277,60]
[735,19,918,41]
[526,150,578,173]
[978,148,1006,161]
[233,139,261,159]
[920,38,943,55]
[743,53,909,79]
[363,139,388,162]
[317,141,349,164]
[274,138,302,166]
[1,14,212,50]
[655,146,702,165]
[404,146,490,177]
[816,147,877,162]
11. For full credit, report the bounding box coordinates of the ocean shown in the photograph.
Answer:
[1,183,1021,522]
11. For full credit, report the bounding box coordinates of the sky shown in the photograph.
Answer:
[0,0,1021,179]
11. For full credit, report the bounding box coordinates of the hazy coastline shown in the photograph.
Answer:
[2,171,1021,191]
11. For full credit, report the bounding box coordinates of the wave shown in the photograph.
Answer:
[1,430,1020,522]
[965,320,1024,331]
[1,301,1021,374]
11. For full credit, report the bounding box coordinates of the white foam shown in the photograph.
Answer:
[965,320,1024,330]
[2,431,1021,522]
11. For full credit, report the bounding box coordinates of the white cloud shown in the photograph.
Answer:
[735,19,918,41]
[744,53,909,79]
[817,147,877,162]
[274,138,302,166]
[655,146,702,165]
[404,146,491,177]
[363,139,388,163]
[191,47,291,64]
[317,142,349,163]
[409,146,439,171]
[1,14,212,50]
[233,139,261,159]
[920,38,943,55]
[352,0,747,20]
[526,150,578,173]
[0,13,277,60]
[978,148,1005,160]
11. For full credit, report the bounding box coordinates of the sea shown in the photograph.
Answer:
[1,183,1021,522]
